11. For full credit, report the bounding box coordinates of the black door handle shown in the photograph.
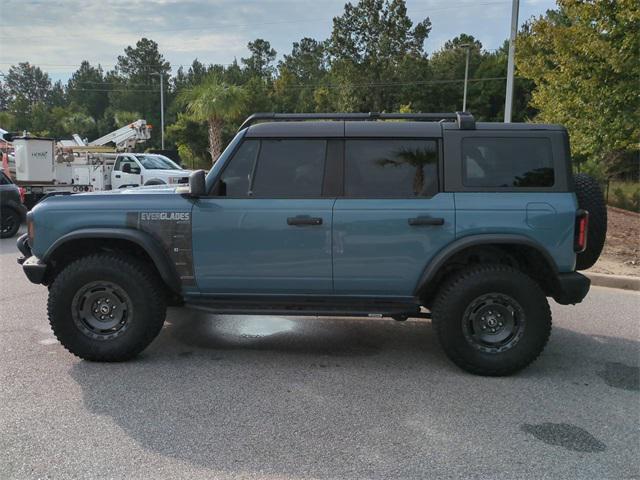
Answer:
[408,216,445,226]
[115,174,121,178]
[287,215,323,226]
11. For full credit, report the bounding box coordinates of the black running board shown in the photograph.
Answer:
[184,296,427,319]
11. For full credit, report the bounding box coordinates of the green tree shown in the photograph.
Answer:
[109,38,171,147]
[517,0,640,176]
[178,75,247,163]
[3,63,56,129]
[275,38,327,112]
[242,39,277,80]
[327,0,431,111]
[62,111,97,139]
[67,61,109,120]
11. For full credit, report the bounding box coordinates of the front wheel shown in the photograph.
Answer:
[48,254,167,361]
[432,265,552,376]
[1,207,21,238]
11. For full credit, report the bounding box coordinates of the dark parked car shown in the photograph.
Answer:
[1,171,26,238]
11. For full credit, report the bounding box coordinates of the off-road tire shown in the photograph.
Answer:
[432,264,552,376]
[574,173,607,270]
[47,253,167,361]
[0,207,20,238]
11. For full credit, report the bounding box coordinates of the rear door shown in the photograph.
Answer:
[333,137,455,296]
[192,137,338,294]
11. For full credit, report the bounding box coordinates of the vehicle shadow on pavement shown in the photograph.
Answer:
[67,310,639,479]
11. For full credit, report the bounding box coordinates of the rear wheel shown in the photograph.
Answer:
[0,207,20,238]
[48,253,167,361]
[432,264,552,376]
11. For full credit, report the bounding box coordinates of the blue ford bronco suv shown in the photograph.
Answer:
[17,112,607,376]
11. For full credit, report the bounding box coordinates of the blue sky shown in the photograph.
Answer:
[0,0,556,82]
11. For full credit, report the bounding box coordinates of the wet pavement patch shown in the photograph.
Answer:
[597,362,640,391]
[521,423,606,452]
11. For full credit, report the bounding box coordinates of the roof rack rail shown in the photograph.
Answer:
[238,111,475,131]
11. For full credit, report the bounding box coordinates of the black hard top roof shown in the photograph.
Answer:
[240,112,564,138]
[245,120,565,138]
[245,121,444,138]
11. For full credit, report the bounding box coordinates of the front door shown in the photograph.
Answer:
[113,156,141,188]
[332,138,456,296]
[192,138,336,294]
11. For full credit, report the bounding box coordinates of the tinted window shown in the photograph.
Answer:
[0,172,10,185]
[345,139,438,197]
[462,137,554,187]
[251,139,326,197]
[218,140,259,197]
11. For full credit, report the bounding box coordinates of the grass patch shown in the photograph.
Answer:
[605,181,640,212]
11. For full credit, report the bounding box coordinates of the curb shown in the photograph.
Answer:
[585,272,640,291]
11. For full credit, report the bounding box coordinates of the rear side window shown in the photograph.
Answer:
[251,139,326,197]
[345,139,438,197]
[462,137,554,188]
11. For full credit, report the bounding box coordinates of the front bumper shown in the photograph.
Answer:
[17,233,47,284]
[553,272,591,305]
[22,256,47,284]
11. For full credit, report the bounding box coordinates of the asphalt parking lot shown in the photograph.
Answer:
[1,228,639,480]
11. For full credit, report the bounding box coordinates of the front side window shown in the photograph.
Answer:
[345,139,438,197]
[218,139,259,197]
[251,139,326,197]
[462,137,554,188]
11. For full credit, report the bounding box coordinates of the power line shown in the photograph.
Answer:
[57,76,512,94]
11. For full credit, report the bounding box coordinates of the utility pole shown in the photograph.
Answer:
[504,0,520,123]
[461,44,471,112]
[152,72,165,149]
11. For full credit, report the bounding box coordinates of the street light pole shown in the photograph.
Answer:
[463,46,470,112]
[504,0,520,123]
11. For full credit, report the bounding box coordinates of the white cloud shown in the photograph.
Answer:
[0,0,556,80]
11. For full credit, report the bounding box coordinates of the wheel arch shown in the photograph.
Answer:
[2,200,26,219]
[143,178,166,186]
[43,228,181,294]
[415,234,561,305]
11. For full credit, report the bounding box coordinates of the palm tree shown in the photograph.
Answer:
[376,147,438,195]
[178,76,247,163]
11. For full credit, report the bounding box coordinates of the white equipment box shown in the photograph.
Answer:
[13,137,55,183]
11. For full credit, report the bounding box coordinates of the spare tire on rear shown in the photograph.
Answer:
[574,173,607,270]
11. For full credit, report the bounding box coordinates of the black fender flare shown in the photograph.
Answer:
[43,228,181,293]
[413,234,560,296]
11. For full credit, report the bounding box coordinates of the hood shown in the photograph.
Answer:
[79,184,180,196]
[145,169,192,177]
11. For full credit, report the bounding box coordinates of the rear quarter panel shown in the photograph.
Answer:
[454,192,578,272]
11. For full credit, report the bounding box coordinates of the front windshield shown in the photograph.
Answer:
[135,154,182,170]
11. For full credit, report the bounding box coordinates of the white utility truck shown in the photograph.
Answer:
[12,120,191,208]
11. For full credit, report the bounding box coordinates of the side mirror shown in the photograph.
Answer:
[188,169,207,197]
